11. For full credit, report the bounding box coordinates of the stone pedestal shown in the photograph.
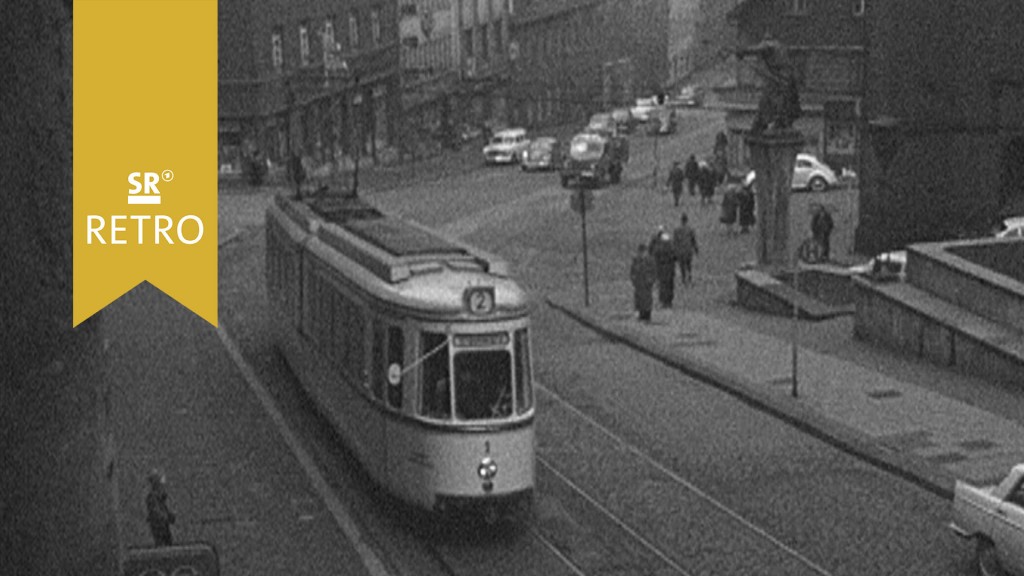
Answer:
[746,130,803,267]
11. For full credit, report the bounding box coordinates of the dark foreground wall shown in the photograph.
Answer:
[0,2,123,573]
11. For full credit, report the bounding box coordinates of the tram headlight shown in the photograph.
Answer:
[477,456,498,480]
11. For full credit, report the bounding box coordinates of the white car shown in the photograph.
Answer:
[995,216,1024,239]
[848,250,906,281]
[746,153,840,192]
[951,464,1024,576]
[630,97,659,123]
[482,128,530,165]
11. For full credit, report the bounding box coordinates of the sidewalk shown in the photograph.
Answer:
[547,282,1024,498]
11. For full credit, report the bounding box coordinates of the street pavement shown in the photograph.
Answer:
[218,123,1024,507]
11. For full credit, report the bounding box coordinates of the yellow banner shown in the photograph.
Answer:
[74,0,217,327]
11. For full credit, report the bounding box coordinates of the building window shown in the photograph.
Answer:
[370,8,381,47]
[299,23,310,66]
[480,24,490,62]
[271,28,283,71]
[791,0,809,14]
[853,0,865,16]
[349,11,360,49]
[323,19,335,54]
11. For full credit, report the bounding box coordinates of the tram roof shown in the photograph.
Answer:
[274,193,510,282]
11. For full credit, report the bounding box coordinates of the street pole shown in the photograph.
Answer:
[652,133,660,191]
[791,256,799,398]
[580,188,590,307]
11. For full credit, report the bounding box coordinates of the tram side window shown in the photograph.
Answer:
[371,323,385,400]
[420,332,450,419]
[387,327,404,409]
[454,351,512,420]
[514,329,533,414]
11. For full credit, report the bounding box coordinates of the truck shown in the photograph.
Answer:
[560,131,629,188]
[950,464,1024,576]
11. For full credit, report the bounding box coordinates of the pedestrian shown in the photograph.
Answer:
[811,204,835,261]
[737,181,756,234]
[145,470,176,547]
[698,160,716,205]
[649,226,676,308]
[672,212,699,285]
[629,243,657,322]
[683,154,700,197]
[720,184,738,232]
[667,161,685,207]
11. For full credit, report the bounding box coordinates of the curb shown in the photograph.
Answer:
[545,296,958,501]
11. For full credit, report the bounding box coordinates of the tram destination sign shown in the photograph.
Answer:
[453,333,510,348]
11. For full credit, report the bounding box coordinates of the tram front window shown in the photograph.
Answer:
[421,332,451,419]
[454,351,512,420]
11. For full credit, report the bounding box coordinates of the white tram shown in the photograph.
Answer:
[265,193,535,517]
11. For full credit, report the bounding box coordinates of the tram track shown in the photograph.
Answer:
[531,383,836,576]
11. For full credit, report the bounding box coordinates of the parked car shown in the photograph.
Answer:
[482,128,530,165]
[745,153,840,192]
[520,136,562,171]
[611,108,637,133]
[995,216,1024,238]
[848,250,907,281]
[560,131,629,188]
[950,464,1024,576]
[668,85,704,108]
[630,96,659,123]
[585,112,617,137]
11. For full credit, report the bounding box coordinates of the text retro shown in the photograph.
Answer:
[85,170,205,245]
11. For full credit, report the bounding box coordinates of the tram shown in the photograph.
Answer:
[265,192,535,518]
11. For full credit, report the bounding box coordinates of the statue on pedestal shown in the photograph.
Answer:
[737,38,802,134]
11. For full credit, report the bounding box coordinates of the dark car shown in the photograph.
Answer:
[560,132,629,188]
[520,137,562,171]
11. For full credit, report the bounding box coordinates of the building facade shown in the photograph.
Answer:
[509,0,669,130]
[857,0,1024,252]
[219,0,401,174]
[718,0,868,177]
[396,0,512,153]
[667,0,743,88]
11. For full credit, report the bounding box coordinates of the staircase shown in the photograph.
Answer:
[853,238,1024,387]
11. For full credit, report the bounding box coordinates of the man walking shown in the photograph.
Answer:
[629,243,657,321]
[683,154,700,197]
[667,161,685,207]
[672,212,699,285]
[649,226,677,308]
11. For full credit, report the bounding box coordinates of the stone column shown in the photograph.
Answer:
[746,130,804,267]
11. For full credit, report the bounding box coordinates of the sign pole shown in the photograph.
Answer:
[791,256,799,398]
[580,188,590,307]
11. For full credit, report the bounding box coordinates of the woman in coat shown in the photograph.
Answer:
[630,243,657,321]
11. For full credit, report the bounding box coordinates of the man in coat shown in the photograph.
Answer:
[683,154,700,196]
[811,204,835,261]
[630,243,657,321]
[672,212,699,285]
[649,226,677,308]
[667,161,685,206]
[146,470,176,547]
[738,181,756,233]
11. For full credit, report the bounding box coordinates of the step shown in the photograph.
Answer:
[907,240,1024,333]
[736,269,854,320]
[854,277,1024,387]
